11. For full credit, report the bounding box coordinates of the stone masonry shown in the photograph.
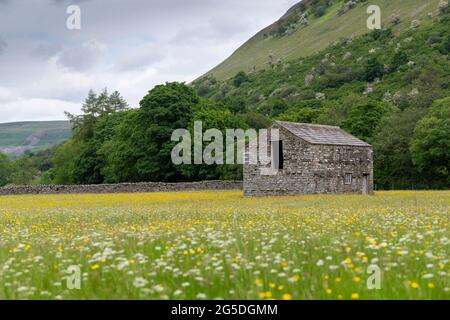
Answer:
[0,181,243,196]
[244,122,374,197]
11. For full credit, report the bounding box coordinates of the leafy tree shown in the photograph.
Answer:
[374,107,426,189]
[365,58,384,82]
[410,98,450,185]
[56,89,129,184]
[0,152,11,186]
[342,100,393,143]
[258,97,289,117]
[181,100,247,181]
[233,71,249,88]
[313,5,327,17]
[278,107,326,123]
[441,34,450,54]
[370,28,393,42]
[242,112,272,129]
[99,111,141,183]
[10,157,38,185]
[103,82,198,182]
[222,96,247,114]
[66,88,128,141]
[390,51,408,72]
[52,140,80,185]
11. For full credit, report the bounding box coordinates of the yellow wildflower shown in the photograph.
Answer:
[282,293,292,300]
[351,293,360,300]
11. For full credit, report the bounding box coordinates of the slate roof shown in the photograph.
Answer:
[275,121,372,147]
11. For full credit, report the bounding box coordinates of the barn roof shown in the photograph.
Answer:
[275,121,372,147]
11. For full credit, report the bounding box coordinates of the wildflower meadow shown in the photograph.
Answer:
[0,191,448,300]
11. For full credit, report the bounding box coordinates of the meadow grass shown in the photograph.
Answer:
[0,190,448,300]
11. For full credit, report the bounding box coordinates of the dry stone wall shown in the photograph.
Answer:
[0,181,243,196]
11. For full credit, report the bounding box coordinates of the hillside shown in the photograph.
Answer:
[204,0,439,81]
[193,2,449,189]
[0,121,71,157]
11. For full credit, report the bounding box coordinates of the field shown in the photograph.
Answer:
[0,191,448,300]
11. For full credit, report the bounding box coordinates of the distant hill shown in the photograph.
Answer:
[0,121,71,158]
[203,0,439,81]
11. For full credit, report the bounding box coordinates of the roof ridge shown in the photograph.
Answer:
[276,121,340,129]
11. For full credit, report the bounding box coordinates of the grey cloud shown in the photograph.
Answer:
[0,37,6,55]
[30,43,62,60]
[0,0,299,122]
[56,40,107,72]
[113,45,165,72]
[50,0,92,5]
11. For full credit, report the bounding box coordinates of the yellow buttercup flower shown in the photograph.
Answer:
[259,291,273,299]
[410,282,419,289]
[282,293,292,300]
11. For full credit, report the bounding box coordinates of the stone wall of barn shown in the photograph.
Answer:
[244,125,374,197]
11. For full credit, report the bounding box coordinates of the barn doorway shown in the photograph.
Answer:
[362,174,370,195]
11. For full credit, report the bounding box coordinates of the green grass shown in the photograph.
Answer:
[205,0,439,81]
[0,190,448,300]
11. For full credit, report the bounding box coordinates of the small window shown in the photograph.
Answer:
[272,140,284,170]
[345,173,353,185]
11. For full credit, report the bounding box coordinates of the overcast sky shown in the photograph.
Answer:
[0,0,299,123]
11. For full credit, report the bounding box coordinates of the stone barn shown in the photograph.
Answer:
[244,121,373,197]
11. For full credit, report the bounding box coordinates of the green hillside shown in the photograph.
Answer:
[0,121,71,157]
[205,0,440,81]
[193,3,449,189]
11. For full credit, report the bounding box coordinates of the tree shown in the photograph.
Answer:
[364,58,384,82]
[313,5,327,17]
[441,34,450,54]
[233,71,249,88]
[374,107,427,189]
[390,51,408,72]
[258,97,289,117]
[56,89,129,184]
[180,100,247,181]
[10,157,38,185]
[410,97,450,185]
[242,112,272,129]
[278,107,326,124]
[342,100,393,143]
[66,88,128,141]
[52,140,80,185]
[103,82,199,183]
[0,152,11,186]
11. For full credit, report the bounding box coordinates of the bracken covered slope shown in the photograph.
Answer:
[204,0,438,81]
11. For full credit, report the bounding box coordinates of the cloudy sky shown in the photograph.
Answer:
[0,0,299,123]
